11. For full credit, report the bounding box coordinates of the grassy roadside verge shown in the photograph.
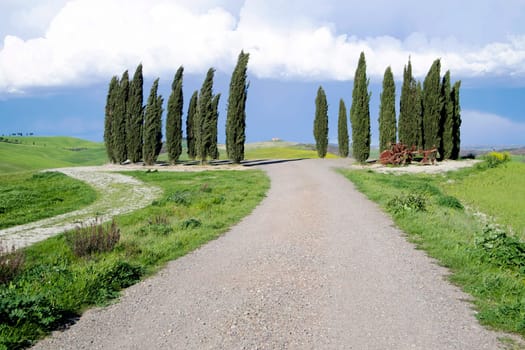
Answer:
[0,172,97,229]
[338,162,525,339]
[0,170,269,349]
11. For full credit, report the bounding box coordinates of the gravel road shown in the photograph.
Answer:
[0,167,161,249]
[34,159,512,349]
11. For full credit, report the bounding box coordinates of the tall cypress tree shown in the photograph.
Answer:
[398,58,420,148]
[127,64,144,163]
[415,81,423,149]
[440,70,454,159]
[226,51,250,163]
[337,99,349,158]
[451,81,462,160]
[166,66,184,164]
[209,93,221,160]
[186,91,198,160]
[350,52,371,163]
[422,59,442,150]
[196,68,215,163]
[378,66,396,152]
[143,79,163,165]
[104,76,119,163]
[112,70,129,163]
[313,86,328,158]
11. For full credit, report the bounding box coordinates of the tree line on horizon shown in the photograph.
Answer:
[314,53,462,162]
[104,51,250,165]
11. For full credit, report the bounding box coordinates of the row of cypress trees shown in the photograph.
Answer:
[314,52,461,162]
[104,51,250,165]
[381,57,461,160]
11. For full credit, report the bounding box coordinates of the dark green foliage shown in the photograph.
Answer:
[350,52,371,163]
[451,81,462,159]
[398,58,421,148]
[476,225,525,272]
[440,71,454,159]
[65,220,120,257]
[337,99,349,157]
[127,64,144,163]
[415,82,423,149]
[112,70,129,163]
[104,76,119,163]
[313,86,329,158]
[378,66,396,152]
[387,192,427,214]
[186,91,198,160]
[209,93,221,160]
[143,79,163,165]
[226,51,250,163]
[437,195,463,209]
[196,68,216,163]
[422,59,443,150]
[181,218,202,229]
[166,66,184,164]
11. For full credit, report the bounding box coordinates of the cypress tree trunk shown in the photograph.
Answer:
[186,91,198,160]
[451,81,462,160]
[112,71,129,163]
[313,86,328,158]
[350,52,371,163]
[209,93,221,160]
[337,99,349,157]
[196,68,215,164]
[440,71,454,159]
[226,51,250,163]
[143,79,163,166]
[127,64,144,163]
[422,59,442,151]
[166,66,184,164]
[378,66,396,152]
[104,76,119,163]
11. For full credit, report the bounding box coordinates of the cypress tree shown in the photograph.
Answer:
[313,86,328,158]
[166,66,184,164]
[440,71,454,159]
[104,76,119,163]
[451,81,462,159]
[378,66,396,152]
[422,59,442,150]
[186,90,198,160]
[209,93,221,160]
[337,99,349,158]
[112,71,129,163]
[398,58,420,148]
[350,52,371,163]
[196,68,215,164]
[127,64,144,163]
[415,81,424,149]
[143,79,163,165]
[226,51,250,163]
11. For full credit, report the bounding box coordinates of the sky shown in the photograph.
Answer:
[0,0,524,147]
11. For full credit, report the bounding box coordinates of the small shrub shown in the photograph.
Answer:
[387,193,427,214]
[66,220,120,257]
[437,195,464,210]
[181,218,201,229]
[482,151,511,168]
[0,244,24,284]
[167,191,192,206]
[476,225,525,272]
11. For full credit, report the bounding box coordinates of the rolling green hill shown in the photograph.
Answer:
[0,136,106,174]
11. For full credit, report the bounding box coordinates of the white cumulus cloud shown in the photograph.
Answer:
[1,0,525,93]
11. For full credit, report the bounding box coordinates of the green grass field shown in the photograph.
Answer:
[0,171,97,229]
[0,136,106,174]
[0,170,269,349]
[339,159,525,339]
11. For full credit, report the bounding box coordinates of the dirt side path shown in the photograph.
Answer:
[34,159,510,349]
[0,167,162,249]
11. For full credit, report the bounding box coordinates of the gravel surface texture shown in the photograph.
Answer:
[34,159,512,349]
